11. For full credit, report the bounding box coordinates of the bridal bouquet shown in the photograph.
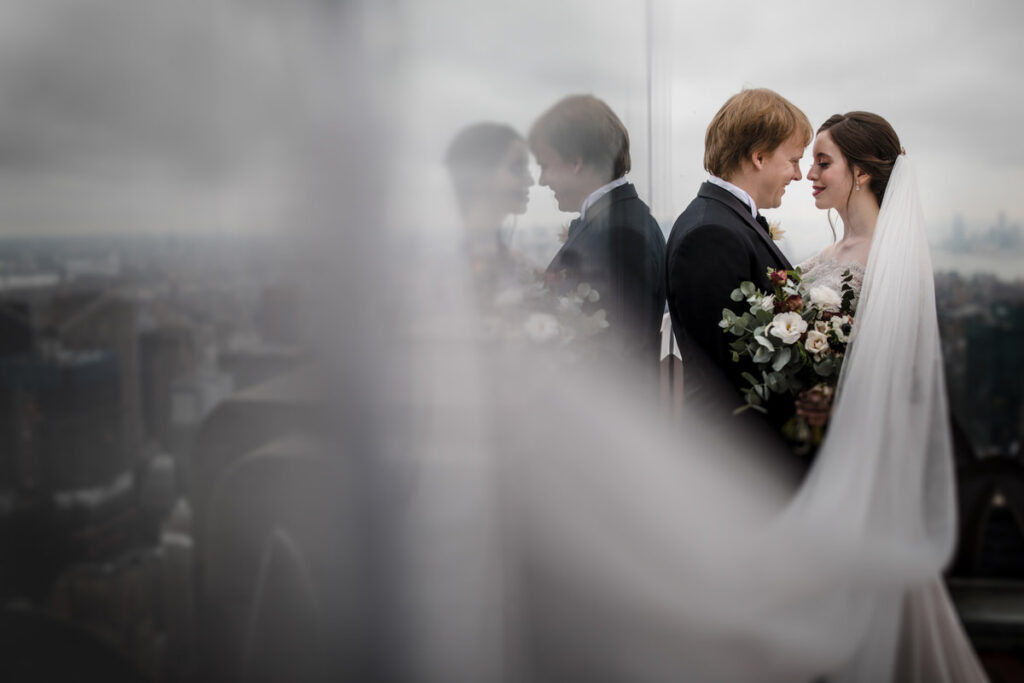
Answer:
[482,273,610,353]
[719,267,856,445]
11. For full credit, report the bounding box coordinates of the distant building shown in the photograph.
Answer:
[140,325,198,451]
[0,282,146,491]
[0,350,121,491]
[937,272,1024,457]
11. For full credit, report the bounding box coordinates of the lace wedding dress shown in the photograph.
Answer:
[798,251,865,299]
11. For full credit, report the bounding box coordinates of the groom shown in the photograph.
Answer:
[529,95,666,368]
[666,89,812,437]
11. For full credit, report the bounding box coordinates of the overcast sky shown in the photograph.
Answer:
[398,0,1024,263]
[0,0,1020,266]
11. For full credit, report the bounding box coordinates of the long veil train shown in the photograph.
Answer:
[386,157,986,681]
[773,156,987,680]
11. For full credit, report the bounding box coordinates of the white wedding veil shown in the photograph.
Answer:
[805,154,956,564]
[779,154,986,681]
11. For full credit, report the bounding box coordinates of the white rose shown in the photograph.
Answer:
[809,285,842,312]
[556,296,580,314]
[523,313,560,342]
[831,315,853,342]
[767,311,808,345]
[814,320,829,334]
[805,329,830,356]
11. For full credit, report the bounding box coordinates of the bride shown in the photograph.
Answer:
[790,111,988,681]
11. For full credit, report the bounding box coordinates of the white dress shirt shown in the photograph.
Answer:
[579,176,629,220]
[707,175,758,218]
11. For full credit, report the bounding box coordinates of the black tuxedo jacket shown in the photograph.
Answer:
[546,182,666,367]
[665,182,794,427]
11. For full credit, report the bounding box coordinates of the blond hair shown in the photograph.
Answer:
[704,88,812,180]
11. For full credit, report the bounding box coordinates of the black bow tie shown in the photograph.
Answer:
[755,214,771,234]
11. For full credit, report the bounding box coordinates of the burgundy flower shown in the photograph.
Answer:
[785,294,804,312]
[769,269,788,286]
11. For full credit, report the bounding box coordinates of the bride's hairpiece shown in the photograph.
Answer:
[899,146,906,155]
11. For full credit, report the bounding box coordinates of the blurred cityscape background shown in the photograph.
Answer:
[0,204,1020,682]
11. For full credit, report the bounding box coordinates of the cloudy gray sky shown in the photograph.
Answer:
[0,0,343,236]
[0,0,1020,266]
[398,0,1024,263]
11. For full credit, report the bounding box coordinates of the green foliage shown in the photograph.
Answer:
[771,346,791,372]
[754,334,774,351]
[720,308,737,328]
[814,358,836,377]
[753,346,772,364]
[723,266,856,418]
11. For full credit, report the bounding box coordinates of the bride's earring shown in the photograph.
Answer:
[855,183,860,191]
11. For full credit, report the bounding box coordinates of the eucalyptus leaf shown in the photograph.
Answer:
[740,281,756,297]
[771,346,792,371]
[753,346,772,364]
[814,358,836,377]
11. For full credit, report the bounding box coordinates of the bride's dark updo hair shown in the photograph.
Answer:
[817,112,902,206]
[445,122,524,212]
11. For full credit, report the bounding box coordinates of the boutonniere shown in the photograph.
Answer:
[767,219,785,241]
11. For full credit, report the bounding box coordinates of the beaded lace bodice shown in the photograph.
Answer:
[797,250,865,302]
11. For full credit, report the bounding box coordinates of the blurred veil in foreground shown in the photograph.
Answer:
[324,16,956,683]
[239,3,960,682]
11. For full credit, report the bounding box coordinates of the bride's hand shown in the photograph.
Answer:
[796,387,833,427]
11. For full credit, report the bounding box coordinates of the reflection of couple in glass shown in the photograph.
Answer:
[445,88,986,680]
[446,95,666,366]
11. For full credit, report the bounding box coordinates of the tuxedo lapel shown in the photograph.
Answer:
[548,183,639,270]
[697,182,792,268]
